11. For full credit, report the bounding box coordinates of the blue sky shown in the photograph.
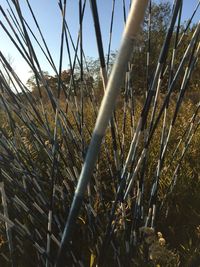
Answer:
[0,0,199,85]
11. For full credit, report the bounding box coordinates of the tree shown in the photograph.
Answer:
[128,1,172,94]
[26,69,94,100]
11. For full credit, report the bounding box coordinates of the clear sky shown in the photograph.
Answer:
[0,0,199,85]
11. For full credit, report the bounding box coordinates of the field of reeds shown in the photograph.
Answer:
[0,0,200,266]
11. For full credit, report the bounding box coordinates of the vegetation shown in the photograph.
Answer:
[0,0,199,266]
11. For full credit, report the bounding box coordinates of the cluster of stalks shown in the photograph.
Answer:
[0,0,199,266]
